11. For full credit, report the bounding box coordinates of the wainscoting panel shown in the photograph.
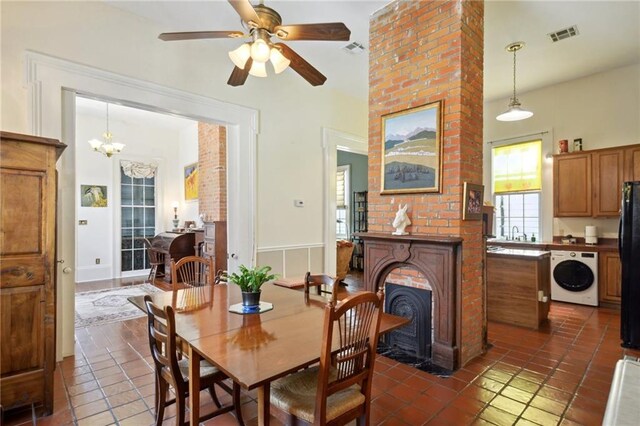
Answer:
[257,244,324,278]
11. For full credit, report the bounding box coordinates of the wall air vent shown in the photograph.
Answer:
[342,41,366,54]
[548,25,579,42]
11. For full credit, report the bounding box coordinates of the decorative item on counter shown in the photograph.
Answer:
[558,139,569,153]
[561,234,577,244]
[573,138,583,151]
[531,233,536,242]
[391,204,411,235]
[585,226,598,245]
[227,265,277,311]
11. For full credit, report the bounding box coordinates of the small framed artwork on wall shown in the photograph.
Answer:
[463,182,484,220]
[184,162,198,201]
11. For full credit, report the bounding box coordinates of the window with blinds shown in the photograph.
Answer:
[492,140,542,193]
[491,140,542,240]
[336,165,350,239]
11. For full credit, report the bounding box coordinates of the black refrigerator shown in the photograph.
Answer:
[620,181,640,348]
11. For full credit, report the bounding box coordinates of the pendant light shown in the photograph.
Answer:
[496,42,533,122]
[88,102,125,157]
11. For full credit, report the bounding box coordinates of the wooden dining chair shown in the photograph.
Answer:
[270,291,383,425]
[171,255,214,289]
[143,295,244,426]
[304,272,339,303]
[142,237,165,283]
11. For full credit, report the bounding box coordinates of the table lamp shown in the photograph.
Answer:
[171,201,180,229]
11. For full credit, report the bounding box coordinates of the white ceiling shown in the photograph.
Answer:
[76,96,196,131]
[104,0,639,102]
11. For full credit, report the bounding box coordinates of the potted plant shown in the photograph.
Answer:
[227,265,277,308]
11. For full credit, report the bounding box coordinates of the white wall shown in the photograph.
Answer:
[75,110,197,281]
[484,63,640,240]
[1,1,368,263]
[177,124,199,225]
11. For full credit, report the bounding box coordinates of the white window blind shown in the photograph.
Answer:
[492,140,542,193]
[337,166,348,208]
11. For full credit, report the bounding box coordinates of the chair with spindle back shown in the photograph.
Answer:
[142,237,165,283]
[170,255,214,289]
[143,295,244,425]
[270,291,383,425]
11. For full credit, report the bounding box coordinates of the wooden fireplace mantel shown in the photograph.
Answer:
[356,232,463,370]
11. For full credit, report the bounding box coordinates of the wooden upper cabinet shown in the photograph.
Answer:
[554,144,640,218]
[624,145,640,182]
[592,149,624,217]
[554,153,592,217]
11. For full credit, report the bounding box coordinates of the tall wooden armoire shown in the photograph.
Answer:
[0,131,66,415]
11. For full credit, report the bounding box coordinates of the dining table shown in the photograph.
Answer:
[129,282,409,426]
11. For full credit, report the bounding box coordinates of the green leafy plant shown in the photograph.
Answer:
[227,265,277,293]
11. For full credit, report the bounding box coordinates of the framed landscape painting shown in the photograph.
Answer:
[184,162,198,201]
[381,101,443,194]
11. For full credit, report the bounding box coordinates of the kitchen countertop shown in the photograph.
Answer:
[486,247,551,260]
[487,238,618,252]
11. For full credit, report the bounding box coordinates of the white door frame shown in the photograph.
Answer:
[322,128,367,275]
[25,51,258,360]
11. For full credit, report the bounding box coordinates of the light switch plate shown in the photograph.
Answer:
[294,200,304,207]
[79,220,88,225]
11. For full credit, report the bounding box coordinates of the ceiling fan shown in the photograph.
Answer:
[159,0,351,87]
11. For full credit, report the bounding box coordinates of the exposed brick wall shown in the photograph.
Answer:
[198,123,227,222]
[369,0,484,365]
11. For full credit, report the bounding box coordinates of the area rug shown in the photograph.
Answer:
[75,284,163,328]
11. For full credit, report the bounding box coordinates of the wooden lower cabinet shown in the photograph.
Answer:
[0,132,65,414]
[599,251,622,305]
[487,254,551,329]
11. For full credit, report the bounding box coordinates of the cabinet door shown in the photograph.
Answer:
[0,286,45,374]
[593,150,624,217]
[554,154,592,217]
[599,252,621,305]
[625,145,640,182]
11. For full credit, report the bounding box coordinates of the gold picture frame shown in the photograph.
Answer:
[184,162,198,201]
[463,182,484,220]
[380,100,443,194]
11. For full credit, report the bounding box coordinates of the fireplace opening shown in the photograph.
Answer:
[383,283,432,360]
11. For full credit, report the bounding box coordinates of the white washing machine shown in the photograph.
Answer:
[550,250,598,306]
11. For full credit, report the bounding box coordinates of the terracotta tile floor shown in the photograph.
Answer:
[4,277,640,425]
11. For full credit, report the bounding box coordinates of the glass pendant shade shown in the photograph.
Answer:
[250,39,271,63]
[496,99,534,122]
[270,47,290,74]
[249,61,267,77]
[229,43,251,68]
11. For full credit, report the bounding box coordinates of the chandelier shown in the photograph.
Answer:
[496,42,533,122]
[88,103,125,157]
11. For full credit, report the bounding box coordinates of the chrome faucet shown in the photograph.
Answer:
[511,226,519,241]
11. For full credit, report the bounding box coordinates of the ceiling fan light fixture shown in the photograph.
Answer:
[249,60,268,77]
[250,38,271,63]
[270,47,290,74]
[229,43,251,68]
[496,41,533,122]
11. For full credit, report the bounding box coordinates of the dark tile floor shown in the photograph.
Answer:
[4,273,640,425]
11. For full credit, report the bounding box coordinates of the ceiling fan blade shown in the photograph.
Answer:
[274,23,351,41]
[159,31,245,41]
[227,58,253,87]
[275,43,327,86]
[228,0,262,27]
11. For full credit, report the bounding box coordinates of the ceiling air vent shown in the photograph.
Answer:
[342,42,366,54]
[548,25,579,42]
